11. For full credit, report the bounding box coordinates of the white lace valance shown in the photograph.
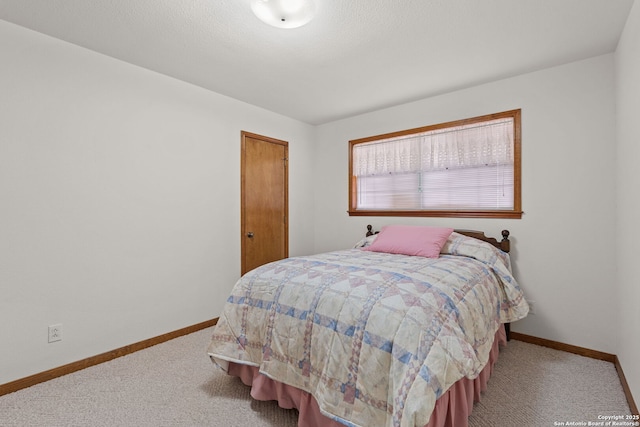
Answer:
[353,118,514,177]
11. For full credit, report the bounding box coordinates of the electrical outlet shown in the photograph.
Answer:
[48,324,63,343]
[527,300,536,315]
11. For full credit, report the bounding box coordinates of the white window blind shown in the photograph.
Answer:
[352,116,516,212]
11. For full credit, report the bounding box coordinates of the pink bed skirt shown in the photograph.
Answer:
[227,324,507,427]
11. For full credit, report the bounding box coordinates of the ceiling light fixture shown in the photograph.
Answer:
[251,0,316,29]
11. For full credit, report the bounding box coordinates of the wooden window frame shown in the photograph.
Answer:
[348,109,522,219]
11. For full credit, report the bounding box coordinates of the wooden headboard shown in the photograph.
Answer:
[365,225,511,253]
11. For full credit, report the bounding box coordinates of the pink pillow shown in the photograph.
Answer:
[363,225,454,258]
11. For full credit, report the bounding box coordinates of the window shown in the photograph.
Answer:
[349,110,522,219]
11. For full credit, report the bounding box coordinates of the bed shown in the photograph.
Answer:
[208,225,529,427]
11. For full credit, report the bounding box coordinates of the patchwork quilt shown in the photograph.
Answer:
[208,233,529,427]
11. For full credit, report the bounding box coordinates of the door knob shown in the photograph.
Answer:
[247,232,254,238]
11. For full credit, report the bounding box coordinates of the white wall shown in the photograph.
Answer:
[314,54,619,354]
[0,20,316,385]
[1,8,636,402]
[616,0,640,406]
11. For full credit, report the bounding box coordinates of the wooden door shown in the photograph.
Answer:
[241,131,288,275]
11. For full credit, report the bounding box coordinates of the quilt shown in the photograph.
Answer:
[208,233,529,427]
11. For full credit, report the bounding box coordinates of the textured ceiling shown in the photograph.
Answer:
[0,0,635,124]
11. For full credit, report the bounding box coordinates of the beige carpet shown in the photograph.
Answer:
[0,327,631,427]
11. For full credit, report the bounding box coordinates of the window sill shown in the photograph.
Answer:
[347,210,523,219]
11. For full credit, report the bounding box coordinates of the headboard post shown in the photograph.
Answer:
[366,224,375,237]
[501,230,511,253]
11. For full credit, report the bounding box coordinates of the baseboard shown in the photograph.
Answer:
[615,356,640,416]
[511,331,638,415]
[0,317,219,397]
[510,332,616,362]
